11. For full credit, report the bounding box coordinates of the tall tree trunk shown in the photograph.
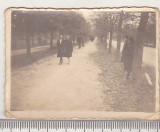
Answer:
[101,35,103,42]
[132,12,149,73]
[43,33,47,45]
[50,32,53,49]
[26,35,31,55]
[31,34,34,45]
[72,37,75,44]
[116,12,123,53]
[72,35,75,44]
[98,35,101,41]
[38,33,42,45]
[108,27,113,53]
[103,33,108,49]
[105,35,108,49]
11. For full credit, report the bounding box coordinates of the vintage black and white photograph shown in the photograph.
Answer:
[5,8,159,119]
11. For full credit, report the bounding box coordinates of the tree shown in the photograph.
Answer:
[60,11,90,41]
[46,12,61,49]
[102,13,119,53]
[93,12,119,52]
[116,11,124,53]
[12,10,90,52]
[92,12,109,48]
[11,11,26,50]
[132,12,149,73]
[23,11,36,55]
[146,13,156,47]
[116,12,140,54]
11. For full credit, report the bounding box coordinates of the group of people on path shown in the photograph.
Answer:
[121,36,134,79]
[57,34,84,65]
[57,33,135,79]
[77,35,85,49]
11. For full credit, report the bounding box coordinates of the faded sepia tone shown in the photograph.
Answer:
[5,7,159,119]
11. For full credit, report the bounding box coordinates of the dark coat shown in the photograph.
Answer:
[57,39,65,57]
[121,40,134,72]
[65,39,73,58]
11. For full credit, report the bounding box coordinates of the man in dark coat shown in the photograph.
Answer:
[121,36,134,79]
[57,35,65,65]
[65,35,73,64]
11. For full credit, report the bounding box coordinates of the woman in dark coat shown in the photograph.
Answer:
[121,36,134,79]
[65,35,73,64]
[57,35,65,65]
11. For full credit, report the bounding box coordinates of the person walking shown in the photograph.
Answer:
[77,35,82,48]
[82,37,85,47]
[121,36,134,79]
[65,35,73,64]
[57,34,65,65]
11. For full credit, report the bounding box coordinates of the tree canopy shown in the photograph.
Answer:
[12,10,90,38]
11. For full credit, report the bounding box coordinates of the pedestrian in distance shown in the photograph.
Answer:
[77,34,82,49]
[121,36,134,79]
[82,37,85,47]
[65,35,73,64]
[57,34,65,65]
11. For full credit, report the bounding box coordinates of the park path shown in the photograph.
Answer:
[11,40,107,111]
[11,39,156,112]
